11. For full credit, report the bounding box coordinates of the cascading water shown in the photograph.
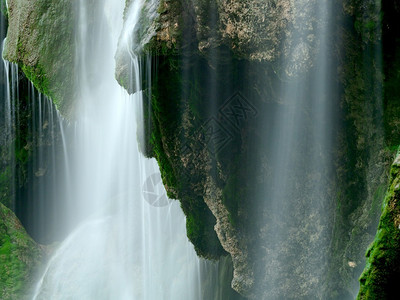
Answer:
[30,0,235,299]
[262,0,335,288]
[1,52,70,245]
[252,0,384,298]
[1,58,17,212]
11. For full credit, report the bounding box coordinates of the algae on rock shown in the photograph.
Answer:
[356,1,400,298]
[0,203,43,300]
[357,151,400,299]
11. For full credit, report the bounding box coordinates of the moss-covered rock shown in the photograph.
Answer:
[357,151,400,299]
[3,0,76,117]
[356,2,400,298]
[322,0,393,297]
[0,202,43,299]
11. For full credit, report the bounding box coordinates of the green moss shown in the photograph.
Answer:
[20,64,51,103]
[357,152,400,299]
[0,203,43,299]
[357,3,400,297]
[0,167,11,208]
[358,5,400,297]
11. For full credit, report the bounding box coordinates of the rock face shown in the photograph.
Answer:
[2,0,399,299]
[356,1,400,299]
[3,0,76,117]
[0,203,43,299]
[197,0,322,77]
[116,0,400,299]
[116,0,326,91]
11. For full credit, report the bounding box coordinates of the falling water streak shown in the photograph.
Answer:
[308,0,333,284]
[2,56,17,211]
[77,0,88,90]
[38,92,44,234]
[2,38,69,242]
[57,115,72,212]
[30,83,37,221]
[49,101,57,218]
[266,80,304,292]
[257,0,335,297]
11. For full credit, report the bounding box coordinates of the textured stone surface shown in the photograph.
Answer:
[116,0,328,94]
[203,176,253,296]
[4,0,75,117]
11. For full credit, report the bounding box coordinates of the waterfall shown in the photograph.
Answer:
[1,56,17,211]
[253,0,339,298]
[30,0,235,299]
[1,49,70,244]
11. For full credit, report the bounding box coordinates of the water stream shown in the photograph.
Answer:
[29,0,230,299]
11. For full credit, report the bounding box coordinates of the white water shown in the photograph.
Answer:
[2,49,72,242]
[31,0,221,299]
[1,56,17,211]
[255,1,336,298]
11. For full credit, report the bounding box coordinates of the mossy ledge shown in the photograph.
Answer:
[3,0,76,117]
[357,151,400,299]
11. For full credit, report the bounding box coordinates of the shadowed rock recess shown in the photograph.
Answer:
[1,0,400,299]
